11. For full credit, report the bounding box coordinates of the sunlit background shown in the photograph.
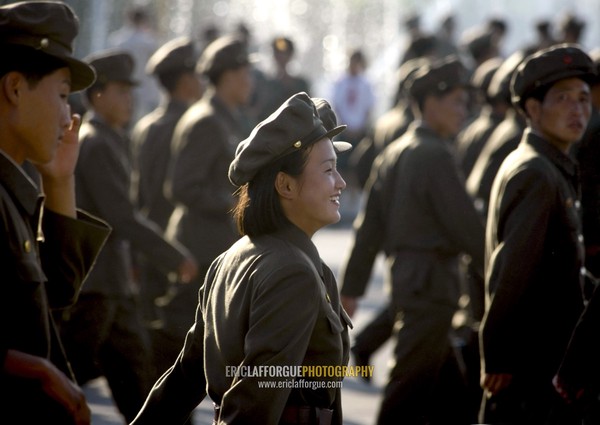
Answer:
[8,0,600,117]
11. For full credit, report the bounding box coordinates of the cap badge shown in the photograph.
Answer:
[294,141,302,148]
[563,55,573,64]
[39,38,49,49]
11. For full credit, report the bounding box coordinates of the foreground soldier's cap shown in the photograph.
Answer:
[229,92,351,187]
[511,44,596,111]
[0,1,95,92]
[406,55,470,101]
[85,49,137,87]
[196,35,251,80]
[146,36,197,76]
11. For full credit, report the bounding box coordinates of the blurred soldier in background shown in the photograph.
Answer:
[340,56,484,425]
[257,36,311,121]
[60,49,197,424]
[162,35,253,358]
[131,36,204,377]
[108,5,160,123]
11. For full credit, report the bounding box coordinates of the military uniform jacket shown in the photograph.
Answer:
[340,122,484,309]
[480,129,585,381]
[131,225,351,425]
[0,152,109,417]
[132,100,189,230]
[456,105,504,177]
[466,109,526,215]
[555,283,600,408]
[166,90,244,268]
[76,114,190,296]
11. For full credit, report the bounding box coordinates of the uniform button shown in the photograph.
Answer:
[581,267,587,276]
[24,240,31,253]
[326,293,331,303]
[578,234,584,243]
[575,200,581,209]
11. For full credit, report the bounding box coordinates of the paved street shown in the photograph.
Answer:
[85,222,391,424]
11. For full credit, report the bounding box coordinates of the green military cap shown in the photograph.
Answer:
[590,49,600,85]
[559,13,585,35]
[85,49,138,87]
[196,35,251,80]
[463,29,495,62]
[511,44,596,112]
[312,97,340,132]
[396,57,429,97]
[0,1,95,92]
[405,35,437,59]
[229,92,351,187]
[407,55,470,101]
[146,36,197,76]
[487,50,526,103]
[471,57,503,95]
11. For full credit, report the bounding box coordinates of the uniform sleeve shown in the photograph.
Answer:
[130,321,207,425]
[425,147,485,271]
[480,167,553,373]
[169,118,234,217]
[218,264,321,425]
[40,209,110,308]
[78,137,189,273]
[339,155,387,297]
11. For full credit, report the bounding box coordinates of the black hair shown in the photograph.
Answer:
[233,146,312,237]
[206,63,246,86]
[0,45,68,88]
[157,68,190,93]
[412,85,460,113]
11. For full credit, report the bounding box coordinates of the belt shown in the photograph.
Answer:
[213,404,333,425]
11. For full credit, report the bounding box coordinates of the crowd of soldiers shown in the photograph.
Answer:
[3,1,600,424]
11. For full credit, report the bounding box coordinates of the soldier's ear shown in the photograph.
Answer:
[2,72,25,105]
[275,171,296,200]
[524,97,541,122]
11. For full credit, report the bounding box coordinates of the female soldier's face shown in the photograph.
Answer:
[287,138,346,236]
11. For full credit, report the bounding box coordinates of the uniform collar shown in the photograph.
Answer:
[166,98,190,115]
[412,120,453,143]
[84,112,130,139]
[275,224,324,278]
[524,128,578,178]
[0,151,43,216]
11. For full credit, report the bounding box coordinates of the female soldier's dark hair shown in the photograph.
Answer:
[233,145,312,237]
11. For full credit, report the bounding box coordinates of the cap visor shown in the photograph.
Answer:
[333,141,353,153]
[64,57,96,92]
[322,125,352,153]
